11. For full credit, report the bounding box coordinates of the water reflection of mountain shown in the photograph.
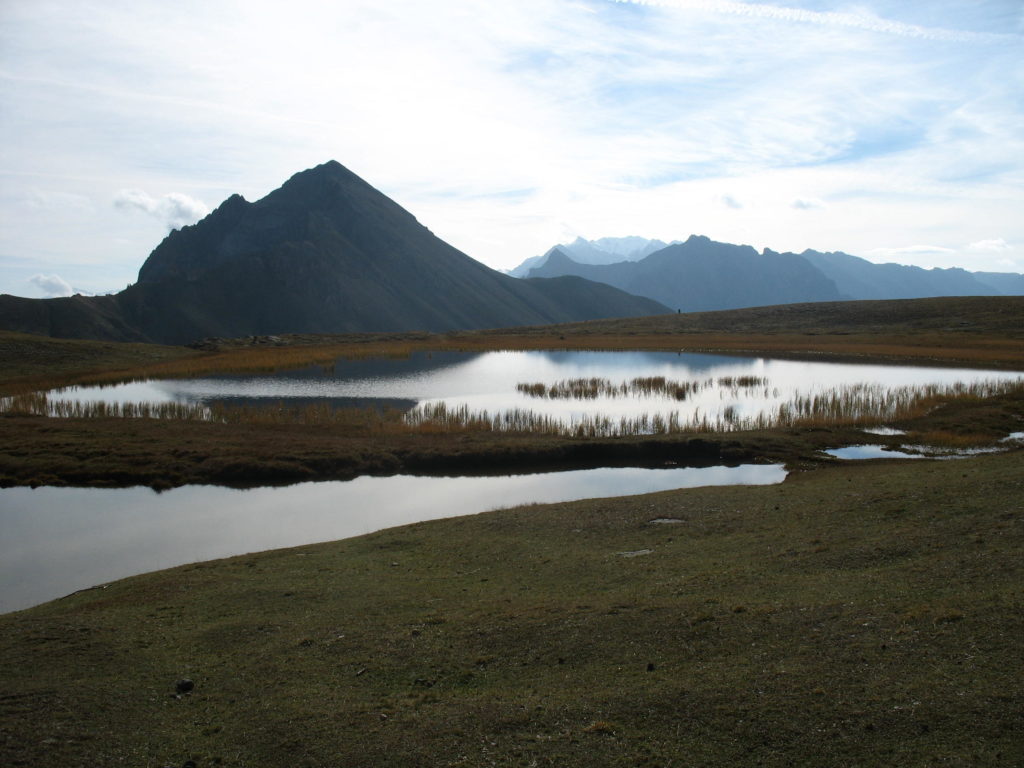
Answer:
[203,350,484,383]
[532,349,761,375]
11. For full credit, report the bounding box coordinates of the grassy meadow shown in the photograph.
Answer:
[1,296,1024,765]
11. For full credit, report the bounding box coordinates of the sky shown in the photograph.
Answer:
[1,0,1022,298]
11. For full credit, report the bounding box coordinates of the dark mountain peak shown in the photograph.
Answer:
[527,247,582,278]
[261,160,392,212]
[545,247,580,267]
[137,161,426,284]
[221,192,249,207]
[278,159,359,189]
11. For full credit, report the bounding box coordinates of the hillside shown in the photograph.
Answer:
[0,162,667,344]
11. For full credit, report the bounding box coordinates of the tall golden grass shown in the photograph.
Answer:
[0,392,406,431]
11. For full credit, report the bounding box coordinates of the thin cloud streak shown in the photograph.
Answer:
[609,0,1019,42]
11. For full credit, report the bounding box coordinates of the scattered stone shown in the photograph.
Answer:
[175,678,194,694]
[649,518,685,524]
[616,549,653,558]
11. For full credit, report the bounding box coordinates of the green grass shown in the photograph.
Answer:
[1,450,1022,766]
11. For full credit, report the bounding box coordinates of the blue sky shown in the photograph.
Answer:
[1,0,1021,297]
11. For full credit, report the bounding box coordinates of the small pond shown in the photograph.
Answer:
[0,463,785,614]
[823,445,926,460]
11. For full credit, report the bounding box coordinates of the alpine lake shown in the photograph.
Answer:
[3,349,1021,613]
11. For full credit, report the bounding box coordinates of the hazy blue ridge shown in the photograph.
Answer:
[527,235,843,312]
[515,236,1024,306]
[799,250,1002,300]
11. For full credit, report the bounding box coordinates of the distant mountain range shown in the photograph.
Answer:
[0,162,667,344]
[514,235,1022,311]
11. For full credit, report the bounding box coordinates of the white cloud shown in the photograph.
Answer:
[869,245,958,257]
[791,198,824,210]
[113,189,209,230]
[28,273,75,298]
[721,194,743,209]
[968,238,1010,252]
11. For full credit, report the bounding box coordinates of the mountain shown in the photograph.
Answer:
[506,236,675,277]
[520,235,1023,308]
[0,162,668,344]
[971,271,1024,296]
[799,249,1000,300]
[527,235,843,312]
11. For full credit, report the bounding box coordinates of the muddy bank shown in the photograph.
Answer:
[0,414,811,489]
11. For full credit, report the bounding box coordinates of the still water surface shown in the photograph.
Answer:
[55,350,1022,430]
[0,463,784,614]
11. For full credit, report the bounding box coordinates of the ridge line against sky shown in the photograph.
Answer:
[1,0,1021,298]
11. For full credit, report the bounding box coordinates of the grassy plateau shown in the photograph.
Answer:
[1,296,1023,766]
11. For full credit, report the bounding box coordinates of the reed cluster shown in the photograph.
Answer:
[516,375,771,402]
[515,375,767,402]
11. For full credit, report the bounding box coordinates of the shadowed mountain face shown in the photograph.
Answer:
[528,236,843,312]
[0,162,667,344]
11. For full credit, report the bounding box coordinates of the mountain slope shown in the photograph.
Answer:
[528,236,843,312]
[0,162,667,344]
[971,271,1024,296]
[799,249,1000,300]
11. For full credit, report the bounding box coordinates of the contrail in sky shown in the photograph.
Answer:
[609,0,1016,43]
